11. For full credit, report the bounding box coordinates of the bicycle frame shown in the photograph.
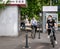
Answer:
[50,27,55,48]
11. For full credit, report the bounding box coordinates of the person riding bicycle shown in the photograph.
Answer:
[31,17,37,33]
[46,15,57,44]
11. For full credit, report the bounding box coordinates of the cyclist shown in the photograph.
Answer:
[46,15,57,44]
[31,17,37,35]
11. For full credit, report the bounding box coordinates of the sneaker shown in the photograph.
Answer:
[55,41,58,44]
[48,36,50,38]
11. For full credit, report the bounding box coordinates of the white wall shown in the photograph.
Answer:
[0,6,18,36]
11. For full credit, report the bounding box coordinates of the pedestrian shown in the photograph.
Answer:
[31,17,37,38]
[21,19,25,29]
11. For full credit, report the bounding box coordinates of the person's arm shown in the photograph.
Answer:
[46,23,48,30]
[46,20,48,30]
[54,23,58,30]
[54,20,58,30]
[54,23,57,27]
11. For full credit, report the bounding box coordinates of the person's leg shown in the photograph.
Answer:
[34,26,37,38]
[31,25,33,29]
[31,25,33,37]
[48,29,51,38]
[53,31,57,44]
[53,31,56,41]
[23,23,25,29]
[22,23,24,29]
[35,26,37,33]
[48,29,51,35]
[21,23,23,28]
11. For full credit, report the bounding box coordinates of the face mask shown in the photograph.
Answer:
[48,18,52,20]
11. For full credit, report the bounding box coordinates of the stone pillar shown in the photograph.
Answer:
[43,12,46,33]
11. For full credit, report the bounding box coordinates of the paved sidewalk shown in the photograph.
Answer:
[0,31,60,49]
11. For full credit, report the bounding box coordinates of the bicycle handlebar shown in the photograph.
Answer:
[48,27,55,29]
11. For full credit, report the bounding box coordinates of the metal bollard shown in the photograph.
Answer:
[23,28,31,48]
[38,25,40,39]
[38,32,40,39]
[25,32,29,48]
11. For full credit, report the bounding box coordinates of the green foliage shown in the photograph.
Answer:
[0,4,5,9]
[20,0,52,20]
[20,0,60,20]
[0,0,9,9]
[34,14,40,20]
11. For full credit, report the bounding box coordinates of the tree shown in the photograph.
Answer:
[0,0,9,9]
[20,0,51,20]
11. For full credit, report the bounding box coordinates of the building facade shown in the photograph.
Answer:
[0,0,27,36]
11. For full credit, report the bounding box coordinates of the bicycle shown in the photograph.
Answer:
[31,26,36,39]
[49,27,55,48]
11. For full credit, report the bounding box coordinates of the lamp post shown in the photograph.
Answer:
[38,12,42,39]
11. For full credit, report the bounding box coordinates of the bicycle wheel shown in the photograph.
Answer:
[50,36,55,48]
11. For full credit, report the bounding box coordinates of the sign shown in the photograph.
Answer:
[43,6,58,12]
[0,0,27,6]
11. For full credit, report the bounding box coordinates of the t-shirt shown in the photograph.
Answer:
[31,19,37,26]
[47,19,56,28]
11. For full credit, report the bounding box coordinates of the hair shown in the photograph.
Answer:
[48,15,52,17]
[47,15,52,20]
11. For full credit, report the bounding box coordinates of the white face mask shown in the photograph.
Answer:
[48,18,52,20]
